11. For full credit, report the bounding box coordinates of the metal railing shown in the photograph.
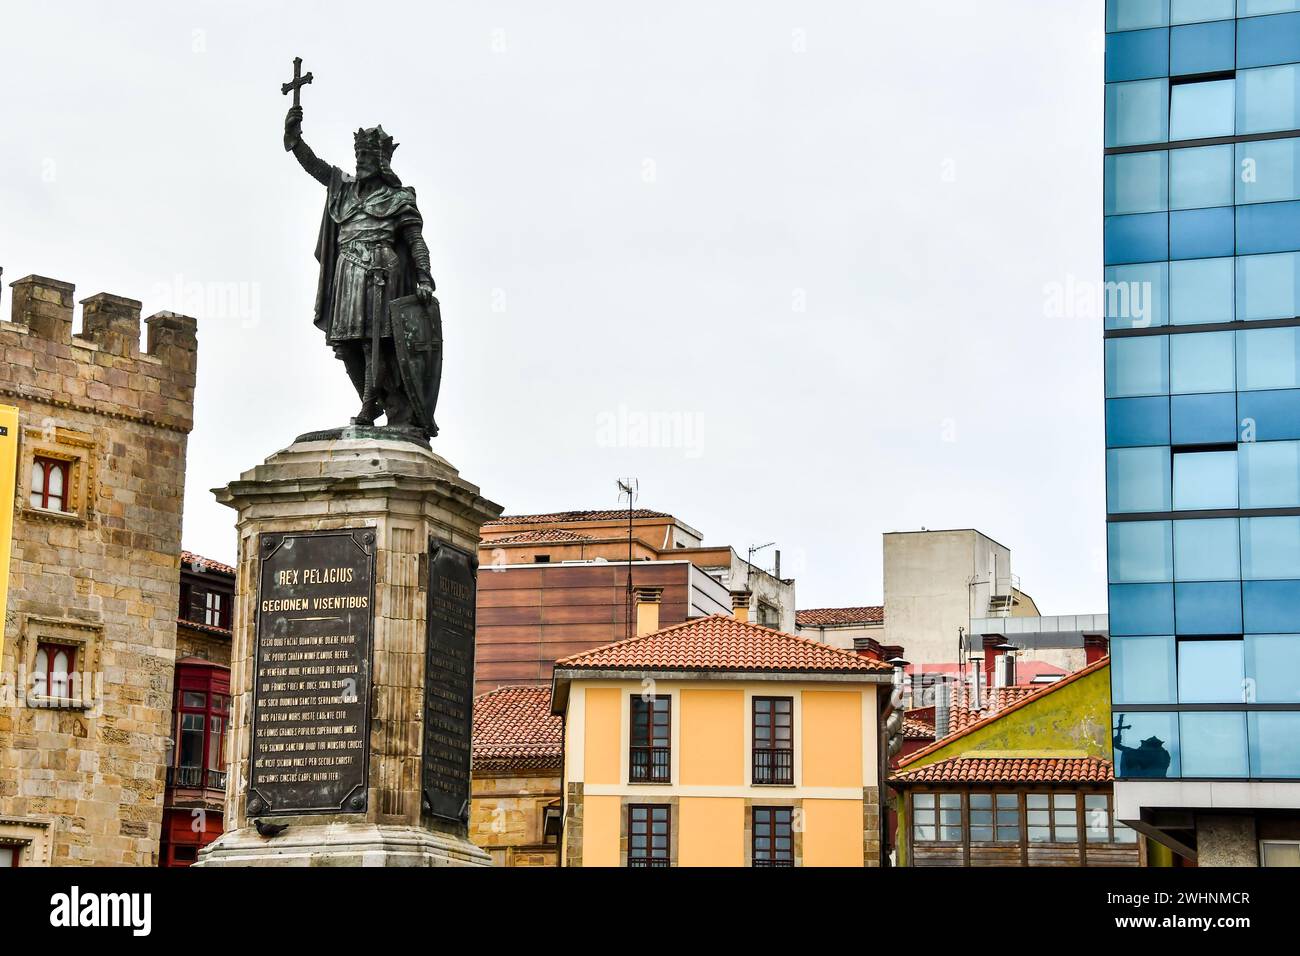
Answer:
[629,746,671,783]
[167,765,226,791]
[752,748,794,785]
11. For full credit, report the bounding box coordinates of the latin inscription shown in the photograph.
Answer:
[249,530,375,815]
[421,539,476,822]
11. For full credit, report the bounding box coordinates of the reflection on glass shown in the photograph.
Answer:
[1113,711,1179,778]
[1171,258,1234,325]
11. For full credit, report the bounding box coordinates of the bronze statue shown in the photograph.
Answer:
[282,57,442,441]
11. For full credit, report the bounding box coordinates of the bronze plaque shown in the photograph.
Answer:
[421,538,477,823]
[248,529,375,816]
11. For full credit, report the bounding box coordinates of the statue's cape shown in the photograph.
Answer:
[313,166,422,335]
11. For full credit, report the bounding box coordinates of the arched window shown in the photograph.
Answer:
[30,457,70,512]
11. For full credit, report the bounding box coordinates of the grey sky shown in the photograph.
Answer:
[0,1,1107,613]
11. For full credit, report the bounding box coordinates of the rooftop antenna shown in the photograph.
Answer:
[747,541,775,590]
[618,478,638,639]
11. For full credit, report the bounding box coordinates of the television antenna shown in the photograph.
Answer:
[618,479,639,639]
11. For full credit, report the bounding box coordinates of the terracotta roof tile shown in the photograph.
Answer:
[483,528,595,544]
[897,657,1112,769]
[483,509,671,527]
[891,756,1114,785]
[555,615,893,674]
[472,685,563,772]
[181,551,236,576]
[903,715,936,740]
[796,606,884,627]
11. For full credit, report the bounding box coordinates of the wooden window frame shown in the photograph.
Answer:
[752,806,796,867]
[0,843,22,867]
[910,791,964,845]
[627,804,671,867]
[969,791,1022,845]
[169,667,231,792]
[752,696,794,786]
[629,695,671,784]
[32,640,77,704]
[19,426,95,525]
[30,456,70,512]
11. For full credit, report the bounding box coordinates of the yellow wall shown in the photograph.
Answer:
[803,799,864,867]
[0,405,16,664]
[584,687,622,785]
[680,689,744,786]
[801,690,863,788]
[583,795,622,867]
[568,679,880,867]
[678,798,745,866]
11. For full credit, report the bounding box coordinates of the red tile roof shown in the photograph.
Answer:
[891,756,1114,785]
[896,657,1112,770]
[796,606,884,627]
[483,528,595,544]
[948,684,1046,732]
[554,615,894,674]
[484,509,672,527]
[181,551,236,576]
[903,715,936,740]
[472,685,563,772]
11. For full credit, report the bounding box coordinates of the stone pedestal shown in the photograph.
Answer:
[196,435,502,867]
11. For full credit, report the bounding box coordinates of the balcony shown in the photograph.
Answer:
[629,746,671,783]
[753,748,794,785]
[167,765,227,792]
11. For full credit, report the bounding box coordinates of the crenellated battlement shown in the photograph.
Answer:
[1,273,198,434]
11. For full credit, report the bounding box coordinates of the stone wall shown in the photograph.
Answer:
[0,274,196,866]
[469,770,561,866]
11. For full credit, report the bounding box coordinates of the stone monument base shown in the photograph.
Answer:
[194,433,502,868]
[197,823,490,868]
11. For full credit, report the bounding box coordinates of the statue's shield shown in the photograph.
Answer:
[389,294,443,437]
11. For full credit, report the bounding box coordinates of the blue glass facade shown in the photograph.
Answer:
[1106,0,1300,782]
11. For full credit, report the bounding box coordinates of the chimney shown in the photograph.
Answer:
[853,637,884,661]
[982,635,1003,690]
[730,590,751,623]
[1085,634,1110,665]
[934,680,951,740]
[634,586,664,637]
[9,274,75,343]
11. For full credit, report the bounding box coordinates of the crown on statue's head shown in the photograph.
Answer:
[354,125,398,160]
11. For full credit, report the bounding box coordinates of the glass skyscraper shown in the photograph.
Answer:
[1105,0,1300,866]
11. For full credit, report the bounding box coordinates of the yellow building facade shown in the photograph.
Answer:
[551,615,894,867]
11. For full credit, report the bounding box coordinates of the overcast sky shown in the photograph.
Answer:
[0,1,1106,613]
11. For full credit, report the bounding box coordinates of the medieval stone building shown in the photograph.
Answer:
[0,274,197,867]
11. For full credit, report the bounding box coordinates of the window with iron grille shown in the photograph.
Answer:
[627,804,670,867]
[629,695,671,783]
[752,696,793,784]
[753,807,794,867]
[30,457,70,512]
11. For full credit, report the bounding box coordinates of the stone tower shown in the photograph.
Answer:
[0,274,197,866]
